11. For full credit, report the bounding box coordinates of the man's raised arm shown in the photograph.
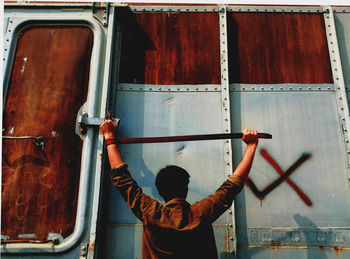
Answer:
[230,129,258,183]
[100,119,124,169]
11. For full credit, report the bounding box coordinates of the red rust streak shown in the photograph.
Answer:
[228,13,333,84]
[119,12,220,85]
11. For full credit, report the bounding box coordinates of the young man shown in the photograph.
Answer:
[100,120,258,258]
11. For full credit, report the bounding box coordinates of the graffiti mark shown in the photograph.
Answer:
[246,149,312,206]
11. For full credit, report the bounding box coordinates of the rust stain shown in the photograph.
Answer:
[88,241,96,253]
[228,13,333,84]
[331,246,344,255]
[2,25,93,242]
[118,12,220,85]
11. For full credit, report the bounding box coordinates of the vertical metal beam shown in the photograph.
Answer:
[219,4,237,257]
[324,6,350,180]
[87,7,116,259]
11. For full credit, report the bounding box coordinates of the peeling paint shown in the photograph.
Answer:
[20,57,27,73]
[51,130,59,137]
[9,126,14,134]
[18,233,36,239]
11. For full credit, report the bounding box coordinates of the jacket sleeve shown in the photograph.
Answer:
[110,163,157,221]
[192,174,244,223]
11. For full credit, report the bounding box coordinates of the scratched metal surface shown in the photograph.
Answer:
[1,25,93,241]
[335,13,350,89]
[227,13,333,84]
[101,90,234,258]
[230,90,350,253]
[117,11,221,85]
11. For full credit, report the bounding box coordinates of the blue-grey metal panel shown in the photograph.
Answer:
[237,247,350,259]
[335,13,350,89]
[104,88,234,257]
[230,89,350,255]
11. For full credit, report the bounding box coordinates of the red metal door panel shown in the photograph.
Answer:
[2,25,93,242]
[118,12,220,85]
[228,13,333,84]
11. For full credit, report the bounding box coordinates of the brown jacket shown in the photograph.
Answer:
[111,164,244,259]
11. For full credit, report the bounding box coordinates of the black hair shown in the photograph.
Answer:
[155,165,190,202]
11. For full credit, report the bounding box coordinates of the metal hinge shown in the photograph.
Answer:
[92,2,109,27]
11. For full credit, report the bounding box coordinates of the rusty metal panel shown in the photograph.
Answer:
[228,13,333,84]
[2,25,93,242]
[118,11,220,85]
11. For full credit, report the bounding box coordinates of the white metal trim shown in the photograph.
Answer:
[117,83,221,92]
[227,6,326,13]
[121,5,219,12]
[87,6,116,259]
[1,12,105,254]
[230,84,335,92]
[324,7,350,177]
[219,5,237,257]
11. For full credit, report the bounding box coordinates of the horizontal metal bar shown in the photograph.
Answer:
[227,6,327,13]
[2,135,45,150]
[4,3,93,8]
[121,5,220,13]
[117,132,272,144]
[333,7,350,13]
[230,84,335,92]
[117,83,221,92]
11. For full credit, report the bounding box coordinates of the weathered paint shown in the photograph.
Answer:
[228,13,333,84]
[2,4,350,259]
[118,11,221,85]
[2,25,93,241]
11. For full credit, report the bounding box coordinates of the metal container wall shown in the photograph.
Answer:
[2,4,350,259]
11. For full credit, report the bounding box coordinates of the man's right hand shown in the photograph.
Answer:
[242,129,258,145]
[100,119,118,140]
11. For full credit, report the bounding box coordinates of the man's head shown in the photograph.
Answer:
[155,165,190,202]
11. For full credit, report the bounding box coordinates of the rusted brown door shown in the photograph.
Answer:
[2,25,93,242]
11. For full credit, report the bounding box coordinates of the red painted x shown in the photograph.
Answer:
[245,149,312,206]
